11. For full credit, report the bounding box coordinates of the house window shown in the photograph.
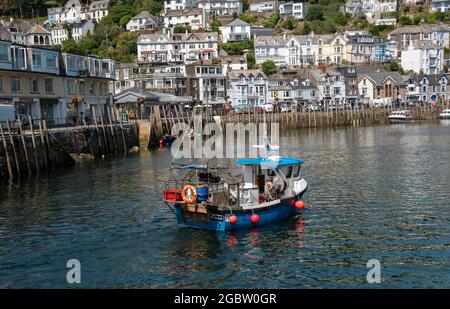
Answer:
[67,79,74,95]
[441,85,446,92]
[0,43,8,61]
[32,52,42,67]
[0,77,3,92]
[45,78,53,93]
[89,82,95,94]
[422,85,427,92]
[79,80,85,94]
[11,77,20,92]
[30,77,39,93]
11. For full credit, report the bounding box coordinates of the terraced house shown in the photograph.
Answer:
[0,39,115,124]
[357,71,406,106]
[227,69,269,107]
[137,30,219,64]
[407,74,450,104]
[287,33,347,66]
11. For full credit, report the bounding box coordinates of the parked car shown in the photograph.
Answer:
[263,103,274,112]
[306,104,322,111]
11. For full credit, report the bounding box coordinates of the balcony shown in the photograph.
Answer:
[228,33,250,42]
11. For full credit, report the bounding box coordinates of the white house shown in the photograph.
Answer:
[72,20,95,41]
[430,0,450,12]
[279,1,307,20]
[137,31,219,63]
[196,0,243,17]
[249,0,278,15]
[164,0,195,12]
[254,35,289,67]
[51,20,94,45]
[163,8,207,30]
[227,69,269,107]
[126,11,161,32]
[47,0,110,25]
[221,54,248,72]
[401,41,444,74]
[308,67,347,105]
[89,0,111,22]
[219,19,251,43]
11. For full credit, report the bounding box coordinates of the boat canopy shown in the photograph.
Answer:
[236,157,303,167]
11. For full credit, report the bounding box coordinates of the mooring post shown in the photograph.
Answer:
[17,116,31,175]
[38,120,48,170]
[0,124,13,179]
[28,116,40,174]
[6,120,20,177]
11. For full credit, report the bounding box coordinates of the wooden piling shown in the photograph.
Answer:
[28,116,40,174]
[38,120,48,170]
[17,116,32,175]
[0,124,13,179]
[7,120,20,177]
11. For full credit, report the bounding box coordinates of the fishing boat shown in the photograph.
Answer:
[388,110,413,123]
[439,109,450,119]
[163,140,308,231]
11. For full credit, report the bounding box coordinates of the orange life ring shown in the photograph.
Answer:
[181,185,197,204]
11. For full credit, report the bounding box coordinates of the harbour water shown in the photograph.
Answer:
[0,121,449,288]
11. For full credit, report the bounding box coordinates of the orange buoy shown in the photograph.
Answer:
[295,200,305,209]
[181,185,197,204]
[250,213,260,224]
[229,215,237,224]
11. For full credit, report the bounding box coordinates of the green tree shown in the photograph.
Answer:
[222,40,254,55]
[173,24,192,33]
[211,19,221,33]
[281,16,297,30]
[263,12,280,28]
[399,16,412,26]
[306,6,324,21]
[261,60,277,76]
[239,13,256,24]
[119,15,132,27]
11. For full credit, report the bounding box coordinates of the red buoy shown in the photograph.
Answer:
[250,213,260,224]
[229,215,237,224]
[295,200,305,209]
[159,138,164,146]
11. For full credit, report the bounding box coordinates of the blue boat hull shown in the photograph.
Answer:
[175,191,306,231]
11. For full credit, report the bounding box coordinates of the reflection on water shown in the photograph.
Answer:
[0,121,449,288]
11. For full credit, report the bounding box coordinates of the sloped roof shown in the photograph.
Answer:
[389,23,450,35]
[114,87,193,105]
[132,11,152,20]
[227,69,267,79]
[254,35,286,47]
[408,73,449,85]
[90,0,110,11]
[363,72,406,86]
[164,8,203,17]
[26,24,51,35]
[224,18,250,27]
[138,32,218,44]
